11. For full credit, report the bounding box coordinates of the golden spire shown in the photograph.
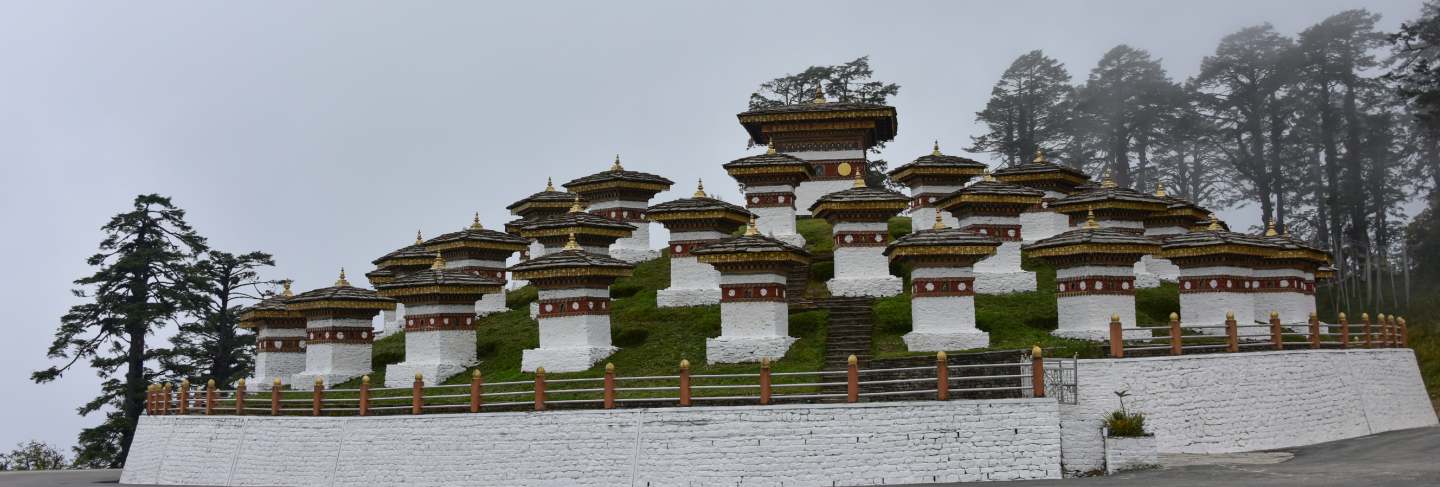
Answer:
[562,232,582,251]
[1033,150,1047,163]
[852,166,867,188]
[982,170,995,182]
[1207,214,1222,231]
[545,177,555,192]
[281,280,293,297]
[1264,218,1278,237]
[610,154,624,172]
[470,212,483,230]
[766,139,777,155]
[813,82,826,104]
[431,252,445,270]
[1100,169,1117,188]
[1084,207,1100,229]
[744,216,759,236]
[931,140,942,156]
[1154,182,1167,197]
[415,229,423,245]
[568,194,584,213]
[932,210,946,230]
[335,268,350,287]
[693,179,707,198]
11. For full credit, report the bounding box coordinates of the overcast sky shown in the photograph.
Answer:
[0,0,1421,453]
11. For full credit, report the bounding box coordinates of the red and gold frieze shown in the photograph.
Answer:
[306,327,374,344]
[590,208,648,223]
[453,266,507,282]
[745,192,797,208]
[1250,276,1313,293]
[256,337,304,353]
[909,193,949,209]
[404,313,475,332]
[1056,276,1136,296]
[912,278,975,297]
[1178,275,1259,294]
[833,231,890,248]
[719,283,787,302]
[962,224,1022,242]
[808,159,866,181]
[536,297,611,318]
[667,239,723,258]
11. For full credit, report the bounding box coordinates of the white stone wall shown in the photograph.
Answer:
[905,267,987,351]
[1103,436,1158,474]
[522,288,615,372]
[1018,210,1070,242]
[122,399,1063,487]
[1178,266,1255,328]
[1057,349,1438,475]
[1054,265,1137,340]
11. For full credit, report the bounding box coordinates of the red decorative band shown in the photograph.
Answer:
[746,192,796,208]
[306,327,374,344]
[912,278,975,297]
[962,224,1022,242]
[720,283,787,302]
[1250,277,1312,294]
[455,266,507,282]
[834,231,890,247]
[257,337,304,353]
[809,160,867,181]
[1179,275,1258,294]
[1056,276,1135,296]
[1303,279,1316,295]
[405,313,475,332]
[590,209,647,223]
[910,193,947,209]
[536,297,611,318]
[668,239,722,258]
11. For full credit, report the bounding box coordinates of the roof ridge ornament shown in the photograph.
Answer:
[431,252,446,270]
[545,177,555,192]
[281,280,294,297]
[932,140,942,157]
[470,212,483,230]
[932,210,946,230]
[1084,207,1100,229]
[982,169,995,182]
[1154,182,1167,197]
[568,194,584,213]
[1265,218,1278,237]
[766,139,778,155]
[335,268,350,287]
[813,82,826,104]
[562,232,582,251]
[744,216,759,236]
[1100,169,1117,188]
[852,166,867,188]
[1207,214,1222,231]
[1033,150,1047,163]
[415,229,424,245]
[610,154,624,172]
[694,179,707,198]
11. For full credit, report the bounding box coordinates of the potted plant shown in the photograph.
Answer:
[1103,391,1158,474]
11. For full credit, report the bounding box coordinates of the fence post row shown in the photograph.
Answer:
[411,373,423,415]
[1031,346,1045,399]
[1362,313,1373,348]
[846,355,859,403]
[534,368,546,411]
[1168,313,1182,356]
[470,369,483,413]
[1109,314,1124,358]
[602,363,615,409]
[1270,311,1283,351]
[315,377,326,417]
[271,378,282,416]
[936,351,949,401]
[359,375,370,416]
[1308,313,1321,349]
[759,357,771,406]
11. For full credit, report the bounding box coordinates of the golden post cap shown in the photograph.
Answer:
[847,354,858,365]
[362,375,371,384]
[1031,345,1043,358]
[937,351,947,361]
[1169,312,1179,321]
[605,362,614,372]
[472,369,482,379]
[679,359,690,369]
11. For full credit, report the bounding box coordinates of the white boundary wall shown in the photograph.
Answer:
[122,399,1061,486]
[1058,349,1437,475]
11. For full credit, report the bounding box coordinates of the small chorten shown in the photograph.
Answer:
[376,253,504,386]
[722,141,813,247]
[934,175,1046,294]
[693,218,812,363]
[562,155,674,262]
[366,231,437,336]
[809,170,911,297]
[239,280,306,390]
[887,141,988,233]
[647,179,753,308]
[885,213,1002,350]
[517,195,637,257]
[1160,217,1282,331]
[423,214,531,316]
[1049,173,1171,289]
[1025,209,1163,340]
[509,233,635,372]
[288,270,397,387]
[505,177,587,259]
[992,150,1093,242]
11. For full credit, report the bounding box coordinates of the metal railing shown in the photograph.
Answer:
[1104,311,1411,359]
[144,352,1063,417]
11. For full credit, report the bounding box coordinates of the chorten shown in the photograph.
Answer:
[376,253,504,386]
[884,213,1001,350]
[518,195,637,256]
[1048,172,1170,287]
[647,179,752,307]
[693,218,811,363]
[934,174,1045,294]
[1024,210,1161,340]
[722,141,812,247]
[809,171,910,297]
[422,214,530,316]
[992,150,1092,241]
[1141,183,1210,284]
[563,156,674,262]
[736,84,898,213]
[289,270,396,387]
[887,141,988,232]
[366,231,434,336]
[239,280,305,390]
[1159,217,1281,329]
[509,234,634,372]
[1255,222,1329,325]
[506,177,587,261]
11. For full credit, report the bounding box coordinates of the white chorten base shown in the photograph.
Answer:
[657,288,721,307]
[382,328,475,387]
[750,204,804,247]
[475,292,507,317]
[973,271,1037,294]
[905,268,987,351]
[706,336,797,364]
[903,331,989,352]
[826,276,902,297]
[249,352,305,391]
[1138,255,1180,283]
[1182,292,1256,334]
[383,362,471,388]
[1018,211,1070,243]
[1053,294,1140,341]
[609,246,659,263]
[794,180,854,216]
[520,346,616,373]
[529,302,539,319]
[377,306,406,337]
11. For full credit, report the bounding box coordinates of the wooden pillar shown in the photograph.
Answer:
[1031,346,1045,398]
[205,379,216,416]
[145,385,154,415]
[534,368,547,411]
[1270,311,1283,351]
[1338,313,1349,348]
[759,358,771,406]
[1169,312,1182,356]
[603,363,615,410]
[1362,313,1373,348]
[1225,312,1238,353]
[1400,317,1409,347]
[178,379,190,415]
[271,378,282,416]
[235,379,246,416]
[411,373,423,415]
[936,351,950,401]
[1309,313,1321,349]
[1109,314,1124,358]
[359,375,370,417]
[313,377,325,417]
[161,384,171,416]
[470,370,483,413]
[846,355,859,403]
[678,360,691,407]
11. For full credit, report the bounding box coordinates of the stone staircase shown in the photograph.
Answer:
[816,297,877,370]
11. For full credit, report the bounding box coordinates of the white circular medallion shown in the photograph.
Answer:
[337,332,345,339]
[1209,279,1218,289]
[272,340,282,348]
[1079,281,1087,290]
[1096,281,1104,290]
[925,282,935,291]
[759,288,768,296]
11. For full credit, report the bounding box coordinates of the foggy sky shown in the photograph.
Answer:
[0,0,1419,452]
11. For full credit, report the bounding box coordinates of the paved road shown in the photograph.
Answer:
[3,427,1435,487]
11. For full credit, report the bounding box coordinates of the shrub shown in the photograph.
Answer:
[506,285,537,309]
[809,261,835,282]
[614,328,650,347]
[611,282,644,299]
[1105,410,1148,437]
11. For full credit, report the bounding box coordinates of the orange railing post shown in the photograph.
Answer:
[1338,313,1349,348]
[161,384,172,415]
[1270,311,1283,350]
[602,363,615,409]
[679,360,691,407]
[1400,317,1409,347]
[846,355,859,403]
[145,384,154,415]
[534,368,546,411]
[1385,315,1397,347]
[1225,312,1238,353]
[1109,314,1124,358]
[271,378,282,416]
[359,375,370,416]
[1362,313,1373,348]
[411,373,423,415]
[1031,346,1046,398]
[470,370,483,413]
[313,377,325,416]
[235,379,246,415]
[759,358,772,406]
[178,379,190,415]
[1309,313,1321,349]
[936,351,950,401]
[1169,312,1182,356]
[205,379,216,415]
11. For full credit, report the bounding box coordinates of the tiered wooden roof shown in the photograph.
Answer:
[286,270,396,312]
[990,151,1090,194]
[887,142,988,187]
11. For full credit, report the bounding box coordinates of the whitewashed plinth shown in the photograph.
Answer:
[657,288,721,308]
[1018,211,1070,243]
[827,276,902,297]
[474,292,507,317]
[709,274,796,364]
[828,223,902,297]
[1053,266,1140,341]
[1104,435,1158,474]
[908,206,959,234]
[521,346,616,373]
[750,198,804,247]
[383,329,476,387]
[377,306,405,337]
[1178,266,1256,334]
[384,362,470,388]
[657,253,722,308]
[973,242,1035,294]
[609,246,659,263]
[794,180,853,216]
[293,316,374,388]
[250,327,307,390]
[707,336,798,364]
[904,331,989,351]
[1138,255,1179,284]
[521,289,617,373]
[905,268,987,351]
[608,222,657,263]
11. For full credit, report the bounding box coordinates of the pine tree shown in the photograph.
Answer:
[32,194,207,467]
[969,50,1075,166]
[1073,45,1183,188]
[158,250,276,386]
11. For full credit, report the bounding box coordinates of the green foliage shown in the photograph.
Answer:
[505,285,537,309]
[887,217,911,239]
[614,328,650,348]
[0,440,69,471]
[1135,282,1181,325]
[796,217,834,254]
[1408,323,1440,415]
[160,250,274,387]
[809,261,835,282]
[969,50,1077,166]
[1105,410,1149,437]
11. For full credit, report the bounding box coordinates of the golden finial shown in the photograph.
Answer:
[335,268,350,287]
[1033,150,1047,163]
[362,375,370,384]
[932,140,942,156]
[315,376,324,386]
[1264,219,1278,237]
[610,154,624,172]
[1031,345,1043,358]
[851,167,867,188]
[1100,169,1117,188]
[847,354,857,366]
[766,139,777,155]
[1154,182,1167,197]
[568,194,584,213]
[431,252,446,270]
[562,232,582,251]
[281,280,293,297]
[1084,207,1099,229]
[605,362,614,372]
[470,212,483,230]
[1207,214,1222,231]
[415,372,424,381]
[679,359,690,370]
[982,170,995,182]
[545,177,555,192]
[693,179,707,198]
[415,229,424,245]
[813,83,826,104]
[472,369,481,379]
[932,210,946,230]
[744,216,759,236]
